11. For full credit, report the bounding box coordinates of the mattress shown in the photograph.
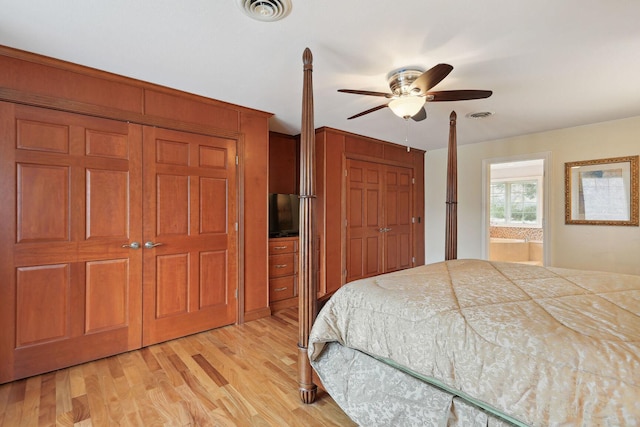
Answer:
[308,259,640,426]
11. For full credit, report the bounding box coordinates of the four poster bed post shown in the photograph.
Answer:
[445,111,458,260]
[297,47,318,404]
[297,48,460,404]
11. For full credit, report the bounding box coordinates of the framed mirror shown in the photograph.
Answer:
[565,155,639,226]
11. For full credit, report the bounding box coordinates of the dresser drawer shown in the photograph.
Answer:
[269,276,296,302]
[269,239,298,255]
[269,253,296,277]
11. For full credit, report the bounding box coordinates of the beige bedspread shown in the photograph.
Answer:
[308,259,640,426]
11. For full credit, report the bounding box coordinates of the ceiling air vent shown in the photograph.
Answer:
[236,0,292,22]
[466,111,494,119]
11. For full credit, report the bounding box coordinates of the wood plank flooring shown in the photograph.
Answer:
[0,308,356,426]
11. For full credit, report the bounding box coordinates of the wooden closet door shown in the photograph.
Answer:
[0,103,143,383]
[345,159,384,282]
[345,160,414,285]
[142,127,237,346]
[384,165,413,272]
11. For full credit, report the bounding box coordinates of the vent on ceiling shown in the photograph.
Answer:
[466,111,494,119]
[237,0,292,22]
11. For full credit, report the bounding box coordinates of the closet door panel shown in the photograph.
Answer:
[86,169,129,239]
[346,159,383,282]
[347,240,364,279]
[17,163,69,242]
[366,236,381,275]
[156,174,190,235]
[0,103,143,383]
[85,259,129,333]
[142,127,237,346]
[385,165,413,272]
[200,177,228,233]
[200,251,227,308]
[15,264,69,347]
[155,253,190,317]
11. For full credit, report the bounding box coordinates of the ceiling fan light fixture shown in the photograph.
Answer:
[388,96,425,119]
[387,67,424,95]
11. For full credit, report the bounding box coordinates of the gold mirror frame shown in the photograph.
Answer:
[565,155,639,226]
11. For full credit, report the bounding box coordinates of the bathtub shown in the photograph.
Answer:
[489,238,543,265]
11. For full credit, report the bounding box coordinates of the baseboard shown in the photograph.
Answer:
[243,307,272,323]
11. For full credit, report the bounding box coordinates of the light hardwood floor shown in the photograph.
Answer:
[0,308,356,426]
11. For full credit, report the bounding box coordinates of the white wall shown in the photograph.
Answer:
[425,115,640,275]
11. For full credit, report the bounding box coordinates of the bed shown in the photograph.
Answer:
[309,259,640,425]
[295,49,640,426]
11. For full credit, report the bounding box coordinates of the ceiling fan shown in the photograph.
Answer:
[338,63,492,121]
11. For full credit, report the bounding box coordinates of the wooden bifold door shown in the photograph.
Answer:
[0,103,237,383]
[345,158,413,283]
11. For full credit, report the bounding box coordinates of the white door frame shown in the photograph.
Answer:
[481,152,551,265]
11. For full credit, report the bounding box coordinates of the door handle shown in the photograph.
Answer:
[122,242,141,249]
[144,241,164,249]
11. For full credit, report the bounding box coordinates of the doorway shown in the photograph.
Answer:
[482,153,550,266]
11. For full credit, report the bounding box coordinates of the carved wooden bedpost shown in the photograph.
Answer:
[298,47,318,404]
[445,111,458,260]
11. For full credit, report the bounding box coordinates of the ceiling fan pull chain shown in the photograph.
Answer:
[405,118,411,152]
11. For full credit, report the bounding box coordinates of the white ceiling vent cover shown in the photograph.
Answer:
[237,0,292,22]
[466,111,494,119]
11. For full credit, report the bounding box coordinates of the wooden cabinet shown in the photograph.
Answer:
[315,127,425,298]
[268,132,300,312]
[267,127,424,301]
[269,132,299,194]
[268,237,298,310]
[0,46,271,383]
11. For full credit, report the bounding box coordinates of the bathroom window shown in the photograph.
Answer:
[490,178,541,226]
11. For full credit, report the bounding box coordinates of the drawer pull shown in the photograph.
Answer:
[275,264,288,268]
[274,287,288,292]
[273,246,288,250]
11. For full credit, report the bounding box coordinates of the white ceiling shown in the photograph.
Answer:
[1,1,640,151]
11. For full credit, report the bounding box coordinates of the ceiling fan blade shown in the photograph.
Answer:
[347,103,389,119]
[427,90,493,102]
[410,63,453,94]
[338,89,393,98]
[411,107,427,122]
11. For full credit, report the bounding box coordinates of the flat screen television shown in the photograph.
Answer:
[268,193,299,237]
